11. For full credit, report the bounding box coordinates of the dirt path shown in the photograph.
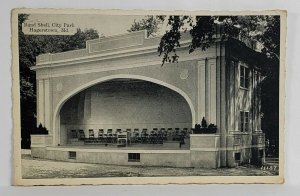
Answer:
[21,154,278,179]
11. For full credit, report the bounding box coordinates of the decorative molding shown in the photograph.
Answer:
[33,39,193,68]
[56,82,63,92]
[180,69,189,80]
[36,55,217,79]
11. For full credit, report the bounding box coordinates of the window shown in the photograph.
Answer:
[240,65,249,89]
[259,149,264,158]
[128,153,140,162]
[235,152,241,161]
[69,151,76,159]
[240,111,249,132]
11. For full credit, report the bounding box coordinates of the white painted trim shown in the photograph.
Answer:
[31,145,48,148]
[192,146,263,151]
[228,132,252,135]
[52,74,196,146]
[46,146,190,154]
[190,134,220,137]
[190,148,219,151]
[36,55,217,80]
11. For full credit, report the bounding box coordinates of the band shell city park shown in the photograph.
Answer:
[12,9,285,185]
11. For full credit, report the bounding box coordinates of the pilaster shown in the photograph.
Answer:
[37,79,45,126]
[198,60,206,123]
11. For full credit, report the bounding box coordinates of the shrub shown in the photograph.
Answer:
[192,118,217,134]
[31,123,49,135]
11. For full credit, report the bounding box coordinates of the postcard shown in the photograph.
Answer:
[12,9,286,185]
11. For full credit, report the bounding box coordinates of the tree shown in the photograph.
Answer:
[155,16,278,64]
[128,15,278,63]
[18,14,99,148]
[259,16,280,155]
[127,15,164,37]
[258,16,280,60]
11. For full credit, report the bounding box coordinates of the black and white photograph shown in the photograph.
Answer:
[12,9,285,185]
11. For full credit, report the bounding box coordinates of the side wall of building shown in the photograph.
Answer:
[225,57,265,167]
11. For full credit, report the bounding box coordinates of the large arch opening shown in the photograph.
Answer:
[52,74,196,146]
[58,78,193,145]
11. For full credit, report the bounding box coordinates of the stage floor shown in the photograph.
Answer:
[56,143,190,151]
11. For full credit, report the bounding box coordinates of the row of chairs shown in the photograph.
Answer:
[69,128,191,144]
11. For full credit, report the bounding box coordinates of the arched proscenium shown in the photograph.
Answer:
[52,74,196,145]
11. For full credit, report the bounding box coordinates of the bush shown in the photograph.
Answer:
[31,123,49,135]
[192,118,217,134]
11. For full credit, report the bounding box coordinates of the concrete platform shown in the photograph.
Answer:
[31,134,221,168]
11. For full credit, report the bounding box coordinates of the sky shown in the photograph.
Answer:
[28,14,150,37]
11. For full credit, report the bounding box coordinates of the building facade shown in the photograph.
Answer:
[30,30,265,168]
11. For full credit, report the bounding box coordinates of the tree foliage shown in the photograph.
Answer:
[129,15,279,64]
[259,16,280,60]
[127,15,164,37]
[156,15,279,65]
[18,14,99,148]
